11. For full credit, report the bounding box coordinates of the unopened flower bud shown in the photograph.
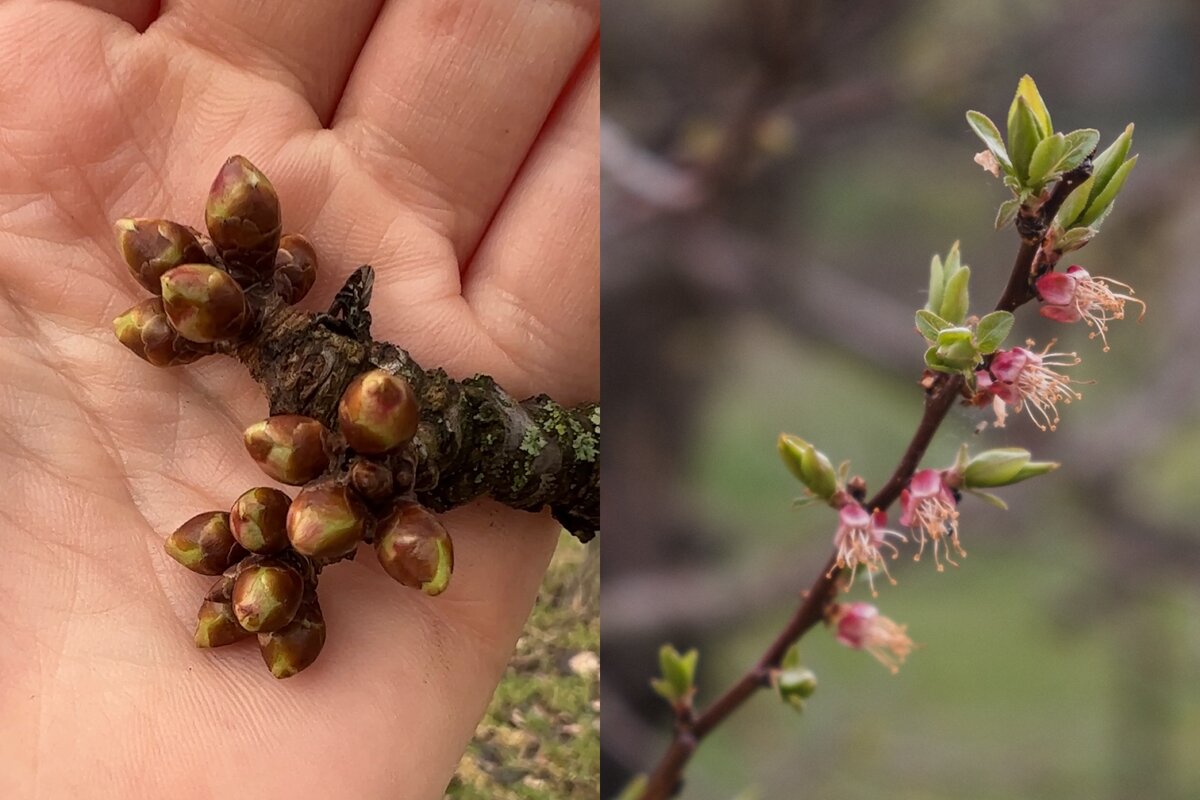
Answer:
[962,447,1059,488]
[230,487,291,554]
[258,599,326,679]
[286,481,368,559]
[205,155,281,280]
[777,434,838,499]
[338,369,420,454]
[164,512,246,575]
[348,459,394,503]
[195,577,252,648]
[273,234,318,304]
[375,502,454,596]
[232,561,304,633]
[243,415,331,485]
[114,218,207,294]
[113,297,212,367]
[160,264,247,343]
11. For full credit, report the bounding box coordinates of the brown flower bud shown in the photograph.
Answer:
[232,561,304,633]
[230,487,292,554]
[348,459,394,504]
[243,415,331,485]
[286,481,369,559]
[375,502,454,596]
[164,512,246,576]
[195,578,252,648]
[258,598,326,679]
[205,155,281,281]
[114,218,207,294]
[113,297,212,367]
[273,233,318,304]
[338,369,420,454]
[160,264,247,343]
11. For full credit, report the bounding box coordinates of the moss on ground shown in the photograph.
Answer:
[446,532,600,799]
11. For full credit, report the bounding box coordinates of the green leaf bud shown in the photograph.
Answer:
[160,263,248,343]
[230,487,291,554]
[337,369,420,454]
[286,480,369,560]
[232,561,304,633]
[114,218,206,295]
[375,501,454,596]
[777,434,838,500]
[113,297,213,367]
[243,415,332,485]
[258,598,326,679]
[164,511,246,576]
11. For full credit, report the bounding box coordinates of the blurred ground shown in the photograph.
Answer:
[446,533,600,799]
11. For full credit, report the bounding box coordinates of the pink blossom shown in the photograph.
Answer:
[1035,266,1145,351]
[830,503,906,597]
[900,469,964,571]
[974,342,1081,431]
[834,602,914,673]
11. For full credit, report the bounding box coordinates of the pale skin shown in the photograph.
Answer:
[0,1,598,797]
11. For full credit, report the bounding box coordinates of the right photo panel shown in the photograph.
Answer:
[602,2,1200,798]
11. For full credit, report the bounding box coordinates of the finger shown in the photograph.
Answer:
[462,46,598,403]
[152,0,385,124]
[55,0,158,30]
[333,0,598,263]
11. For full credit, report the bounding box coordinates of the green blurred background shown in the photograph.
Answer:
[601,1,1200,798]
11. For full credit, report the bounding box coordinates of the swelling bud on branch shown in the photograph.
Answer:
[194,576,252,648]
[777,434,838,500]
[273,233,318,304]
[114,218,207,294]
[164,511,246,575]
[160,264,248,343]
[375,502,454,596]
[232,561,304,633]
[338,369,420,454]
[113,297,213,367]
[258,599,326,679]
[205,154,281,281]
[243,415,332,485]
[286,480,369,559]
[230,487,292,554]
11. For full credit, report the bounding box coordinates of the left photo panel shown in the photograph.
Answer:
[0,1,599,798]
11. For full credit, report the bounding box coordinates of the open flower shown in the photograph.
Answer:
[833,602,914,674]
[900,469,963,571]
[1035,265,1145,351]
[975,342,1081,431]
[831,503,906,597]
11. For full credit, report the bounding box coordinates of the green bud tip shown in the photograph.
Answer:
[273,233,318,304]
[164,512,246,576]
[777,434,838,500]
[243,415,332,486]
[232,562,304,633]
[160,264,248,343]
[230,487,292,554]
[113,297,212,367]
[195,598,252,648]
[114,218,207,295]
[337,369,420,455]
[375,502,454,596]
[258,600,326,679]
[205,155,281,279]
[286,481,369,560]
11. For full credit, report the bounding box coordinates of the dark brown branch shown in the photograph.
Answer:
[236,279,599,542]
[636,164,1093,799]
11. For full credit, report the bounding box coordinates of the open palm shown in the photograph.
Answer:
[0,1,597,797]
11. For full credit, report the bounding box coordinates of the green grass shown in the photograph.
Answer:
[446,533,599,799]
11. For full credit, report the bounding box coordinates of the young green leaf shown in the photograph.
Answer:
[975,311,1014,354]
[926,253,944,313]
[965,111,1013,174]
[1053,175,1095,230]
[1011,74,1053,138]
[1027,132,1066,187]
[1007,96,1043,184]
[1089,123,1134,203]
[916,309,950,342]
[1056,128,1100,173]
[1055,226,1097,253]
[939,264,970,325]
[1078,155,1137,227]
[967,488,1009,510]
[995,198,1020,230]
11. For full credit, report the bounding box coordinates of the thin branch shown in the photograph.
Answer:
[635,164,1093,800]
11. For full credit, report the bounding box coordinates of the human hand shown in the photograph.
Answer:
[0,1,597,797]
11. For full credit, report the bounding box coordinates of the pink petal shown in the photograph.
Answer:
[1065,265,1091,279]
[899,489,915,526]
[1040,304,1082,323]
[990,349,1027,382]
[1036,272,1077,305]
[909,468,942,498]
[839,503,870,528]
